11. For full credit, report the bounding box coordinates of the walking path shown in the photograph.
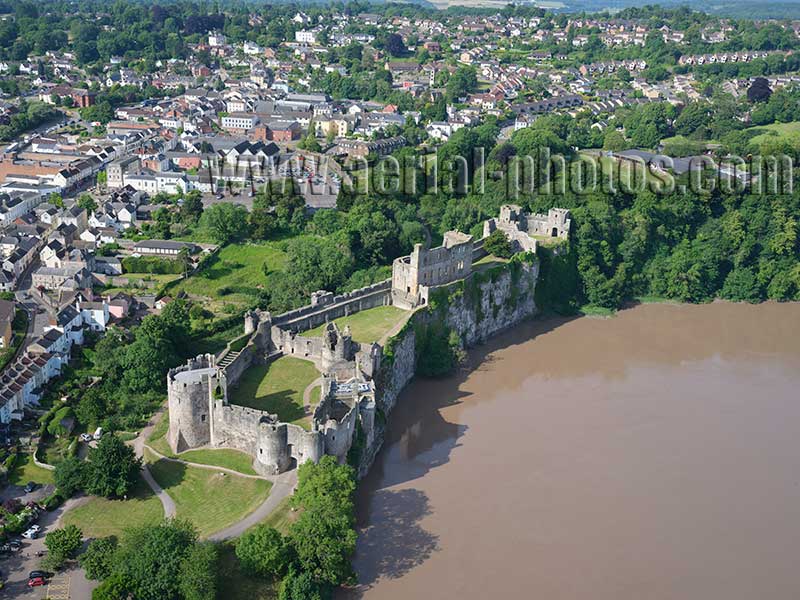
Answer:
[209,469,297,541]
[130,409,176,518]
[142,443,272,481]
[130,409,297,540]
[302,376,323,416]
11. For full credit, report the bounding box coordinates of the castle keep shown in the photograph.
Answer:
[167,208,571,475]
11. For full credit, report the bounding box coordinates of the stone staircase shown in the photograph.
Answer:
[218,350,241,369]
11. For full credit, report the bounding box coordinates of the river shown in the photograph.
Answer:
[344,302,800,600]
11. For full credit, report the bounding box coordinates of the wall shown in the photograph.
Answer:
[273,281,391,334]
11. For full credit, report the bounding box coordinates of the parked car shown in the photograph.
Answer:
[28,576,46,587]
[93,427,103,440]
[22,528,38,539]
[28,570,49,580]
[23,481,37,493]
[28,525,41,533]
[79,433,93,442]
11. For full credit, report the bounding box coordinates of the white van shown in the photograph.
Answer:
[93,427,103,440]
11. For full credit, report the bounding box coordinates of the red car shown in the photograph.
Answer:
[28,576,46,587]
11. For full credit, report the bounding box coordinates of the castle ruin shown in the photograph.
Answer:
[166,208,571,475]
[483,205,572,252]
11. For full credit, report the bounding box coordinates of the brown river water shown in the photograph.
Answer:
[342,302,800,600]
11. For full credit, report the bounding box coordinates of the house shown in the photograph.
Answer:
[0,299,14,348]
[133,240,197,257]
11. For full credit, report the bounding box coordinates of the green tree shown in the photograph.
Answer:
[201,203,250,244]
[80,536,119,581]
[78,193,98,214]
[279,569,330,600]
[483,229,513,259]
[289,456,357,586]
[236,525,293,578]
[85,434,141,498]
[49,192,64,208]
[113,519,198,600]
[44,525,83,570]
[178,542,219,600]
[54,456,86,497]
[180,190,204,222]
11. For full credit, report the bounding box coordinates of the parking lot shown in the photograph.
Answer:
[0,487,96,599]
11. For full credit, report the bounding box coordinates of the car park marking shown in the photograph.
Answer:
[46,575,71,599]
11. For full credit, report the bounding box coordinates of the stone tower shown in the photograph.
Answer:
[255,418,292,475]
[166,354,224,453]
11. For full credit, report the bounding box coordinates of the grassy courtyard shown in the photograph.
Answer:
[8,453,55,486]
[145,450,272,537]
[62,475,164,538]
[228,356,319,429]
[171,242,288,316]
[146,412,257,475]
[300,305,408,344]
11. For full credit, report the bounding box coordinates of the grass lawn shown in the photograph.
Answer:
[300,305,408,344]
[746,121,800,144]
[8,453,54,486]
[253,496,297,535]
[146,412,257,475]
[172,242,288,315]
[179,448,257,476]
[192,321,245,355]
[145,450,272,538]
[62,475,164,538]
[228,357,319,429]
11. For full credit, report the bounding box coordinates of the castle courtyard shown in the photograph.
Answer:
[299,304,408,344]
[227,356,320,430]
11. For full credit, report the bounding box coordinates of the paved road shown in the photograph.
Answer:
[209,469,296,541]
[130,410,176,518]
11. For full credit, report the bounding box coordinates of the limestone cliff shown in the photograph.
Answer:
[357,254,539,477]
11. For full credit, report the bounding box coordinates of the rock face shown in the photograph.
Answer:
[357,257,539,477]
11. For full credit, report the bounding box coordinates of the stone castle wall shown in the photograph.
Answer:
[273,281,392,334]
[167,207,567,478]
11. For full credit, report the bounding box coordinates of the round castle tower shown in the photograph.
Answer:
[167,354,224,453]
[255,419,291,475]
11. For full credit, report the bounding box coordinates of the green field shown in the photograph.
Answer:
[8,453,54,486]
[746,121,800,144]
[300,305,408,344]
[178,448,257,476]
[171,242,288,315]
[228,357,319,429]
[62,475,164,537]
[146,451,272,537]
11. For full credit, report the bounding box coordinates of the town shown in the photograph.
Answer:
[0,1,799,599]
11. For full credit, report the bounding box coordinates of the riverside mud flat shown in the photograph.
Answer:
[343,302,800,600]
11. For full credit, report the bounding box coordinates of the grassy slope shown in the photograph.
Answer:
[747,121,800,144]
[299,305,407,344]
[171,242,287,315]
[62,475,164,537]
[228,356,319,430]
[145,450,272,538]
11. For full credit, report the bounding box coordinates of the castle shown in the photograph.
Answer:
[483,205,572,252]
[166,207,571,475]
